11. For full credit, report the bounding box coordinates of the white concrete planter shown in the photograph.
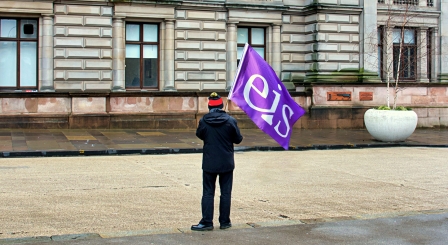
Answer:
[364,109,418,142]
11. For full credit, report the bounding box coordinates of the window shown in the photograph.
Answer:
[0,18,38,89]
[237,27,265,64]
[125,23,159,89]
[392,28,416,81]
[393,0,419,5]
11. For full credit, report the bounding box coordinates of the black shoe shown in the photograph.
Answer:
[191,223,214,231]
[220,223,232,229]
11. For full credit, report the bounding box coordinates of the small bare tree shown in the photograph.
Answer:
[367,2,436,109]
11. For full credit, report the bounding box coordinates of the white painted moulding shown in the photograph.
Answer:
[364,109,418,142]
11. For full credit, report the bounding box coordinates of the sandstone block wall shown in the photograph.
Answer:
[281,12,360,83]
[174,10,228,91]
[53,4,113,92]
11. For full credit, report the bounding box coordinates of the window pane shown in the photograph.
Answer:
[143,24,158,42]
[251,28,265,45]
[404,29,415,44]
[1,19,17,38]
[237,28,248,44]
[411,47,416,75]
[143,45,158,58]
[392,29,415,44]
[21,20,38,39]
[393,29,401,44]
[143,58,157,87]
[237,46,244,60]
[20,42,37,86]
[393,46,400,78]
[126,44,140,58]
[125,44,140,87]
[125,57,140,87]
[0,41,17,86]
[403,48,410,78]
[143,45,158,87]
[254,47,265,59]
[126,24,140,41]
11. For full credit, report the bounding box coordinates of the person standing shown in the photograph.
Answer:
[192,92,243,231]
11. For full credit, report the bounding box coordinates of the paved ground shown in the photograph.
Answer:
[1,142,448,244]
[22,212,448,245]
[0,128,447,157]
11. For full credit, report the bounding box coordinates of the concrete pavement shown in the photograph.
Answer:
[21,212,448,245]
[1,128,448,157]
[1,147,448,244]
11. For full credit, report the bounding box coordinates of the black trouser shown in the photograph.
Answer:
[200,170,233,226]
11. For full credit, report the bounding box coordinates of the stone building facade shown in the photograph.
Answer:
[0,0,447,129]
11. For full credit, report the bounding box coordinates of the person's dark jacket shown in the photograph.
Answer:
[196,108,243,173]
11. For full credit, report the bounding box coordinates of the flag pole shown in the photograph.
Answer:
[227,43,249,101]
[226,43,249,112]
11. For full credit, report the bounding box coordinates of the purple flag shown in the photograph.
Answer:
[228,44,306,150]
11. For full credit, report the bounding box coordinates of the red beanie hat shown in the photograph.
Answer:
[208,92,223,108]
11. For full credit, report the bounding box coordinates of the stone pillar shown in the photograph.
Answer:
[226,22,237,90]
[272,24,281,77]
[164,19,176,91]
[267,25,273,64]
[438,0,448,82]
[417,27,429,83]
[431,27,439,82]
[112,17,125,91]
[41,15,54,91]
[361,0,380,81]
